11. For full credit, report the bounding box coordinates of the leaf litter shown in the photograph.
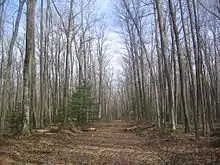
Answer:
[0,121,219,165]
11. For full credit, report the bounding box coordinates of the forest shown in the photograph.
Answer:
[0,0,220,164]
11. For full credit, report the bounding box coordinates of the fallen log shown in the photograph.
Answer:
[81,127,96,132]
[122,126,138,132]
[34,126,60,133]
[122,124,156,132]
[139,124,156,131]
[59,130,76,136]
[34,129,48,133]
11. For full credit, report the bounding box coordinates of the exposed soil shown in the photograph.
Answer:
[0,121,219,165]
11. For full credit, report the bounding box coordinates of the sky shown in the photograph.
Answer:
[96,0,124,74]
[202,0,218,7]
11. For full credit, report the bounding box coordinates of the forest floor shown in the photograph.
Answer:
[0,120,220,165]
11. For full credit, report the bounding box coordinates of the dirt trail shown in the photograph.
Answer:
[0,121,160,165]
[0,121,219,165]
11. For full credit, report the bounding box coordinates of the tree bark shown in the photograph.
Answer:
[39,0,44,129]
[22,0,36,135]
[168,0,191,133]
[155,0,176,130]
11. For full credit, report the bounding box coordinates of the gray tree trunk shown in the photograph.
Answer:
[22,0,36,135]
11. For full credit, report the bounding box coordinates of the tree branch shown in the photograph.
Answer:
[198,0,220,20]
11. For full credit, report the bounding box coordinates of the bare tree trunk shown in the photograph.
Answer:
[0,0,5,137]
[39,0,44,129]
[179,0,197,132]
[140,48,147,120]
[22,0,36,135]
[44,0,50,125]
[169,19,178,125]
[212,26,219,121]
[155,0,175,130]
[186,0,202,139]
[30,43,37,129]
[63,0,73,123]
[98,39,103,119]
[0,0,25,135]
[153,3,163,126]
[168,0,191,132]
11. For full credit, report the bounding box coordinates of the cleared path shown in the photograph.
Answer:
[1,121,161,165]
[1,121,219,165]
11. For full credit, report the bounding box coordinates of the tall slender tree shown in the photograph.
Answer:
[0,0,25,135]
[22,0,36,134]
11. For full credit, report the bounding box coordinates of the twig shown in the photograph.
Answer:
[198,1,220,20]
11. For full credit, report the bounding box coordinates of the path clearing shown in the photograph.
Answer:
[1,121,220,165]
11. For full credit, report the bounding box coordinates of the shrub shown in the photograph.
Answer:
[66,84,97,126]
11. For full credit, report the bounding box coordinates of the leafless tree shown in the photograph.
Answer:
[22,0,36,134]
